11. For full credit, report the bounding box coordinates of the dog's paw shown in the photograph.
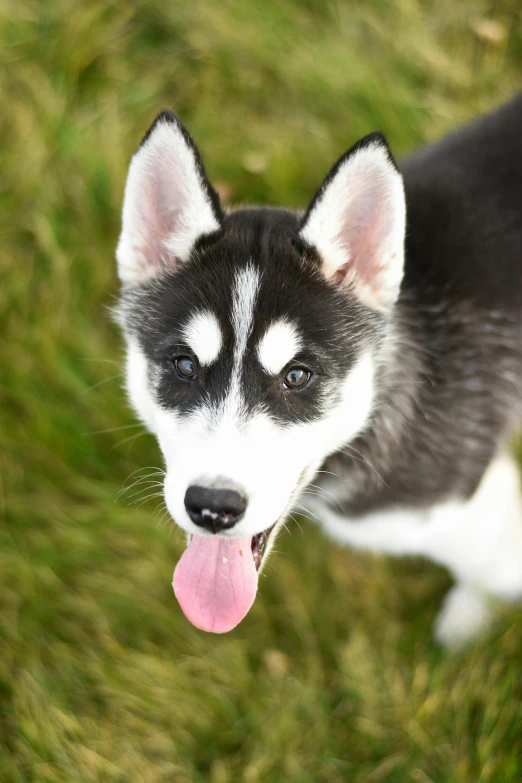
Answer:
[434,584,492,649]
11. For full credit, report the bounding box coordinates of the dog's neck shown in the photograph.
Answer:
[318,296,428,512]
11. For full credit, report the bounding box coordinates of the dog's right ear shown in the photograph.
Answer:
[116,111,223,286]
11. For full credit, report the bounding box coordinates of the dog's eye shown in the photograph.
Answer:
[283,366,312,390]
[173,355,198,380]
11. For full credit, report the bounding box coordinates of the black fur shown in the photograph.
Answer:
[122,208,381,424]
[324,94,522,512]
[121,95,522,514]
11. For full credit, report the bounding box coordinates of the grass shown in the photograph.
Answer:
[1,0,522,780]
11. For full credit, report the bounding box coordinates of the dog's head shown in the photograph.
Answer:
[116,112,405,631]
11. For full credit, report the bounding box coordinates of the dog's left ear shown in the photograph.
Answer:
[116,111,223,285]
[298,133,406,312]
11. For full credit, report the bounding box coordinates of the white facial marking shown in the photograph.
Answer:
[257,320,302,375]
[124,328,377,543]
[125,338,159,433]
[231,263,261,368]
[182,311,222,365]
[225,263,261,417]
[123,277,379,568]
[158,350,376,541]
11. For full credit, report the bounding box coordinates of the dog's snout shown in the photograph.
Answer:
[184,485,247,533]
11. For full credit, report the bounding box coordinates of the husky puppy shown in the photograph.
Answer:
[116,96,522,644]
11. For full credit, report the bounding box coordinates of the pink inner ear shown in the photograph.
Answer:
[136,169,185,273]
[333,181,393,290]
[118,117,221,285]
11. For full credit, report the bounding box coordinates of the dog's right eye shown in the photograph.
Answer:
[172,355,198,380]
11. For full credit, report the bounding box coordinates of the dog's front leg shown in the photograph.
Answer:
[297,494,428,556]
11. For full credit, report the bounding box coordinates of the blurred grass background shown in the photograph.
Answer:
[1,1,522,781]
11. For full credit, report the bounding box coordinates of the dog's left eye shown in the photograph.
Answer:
[173,355,198,380]
[283,366,312,389]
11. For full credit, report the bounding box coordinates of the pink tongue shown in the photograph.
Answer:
[173,534,258,633]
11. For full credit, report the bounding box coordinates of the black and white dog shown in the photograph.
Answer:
[116,96,522,645]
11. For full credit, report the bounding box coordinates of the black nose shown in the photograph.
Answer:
[184,485,247,533]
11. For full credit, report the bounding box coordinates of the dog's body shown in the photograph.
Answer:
[116,95,522,644]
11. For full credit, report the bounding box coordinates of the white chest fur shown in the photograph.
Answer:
[301,453,522,600]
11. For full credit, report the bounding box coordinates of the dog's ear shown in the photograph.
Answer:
[116,111,223,285]
[298,133,406,312]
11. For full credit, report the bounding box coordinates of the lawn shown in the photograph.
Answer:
[2,1,522,781]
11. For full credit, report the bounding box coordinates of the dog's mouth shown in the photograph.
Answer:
[172,520,280,635]
[172,473,307,635]
[251,523,276,570]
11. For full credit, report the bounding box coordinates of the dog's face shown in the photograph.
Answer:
[116,112,405,631]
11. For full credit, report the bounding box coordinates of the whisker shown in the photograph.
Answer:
[286,514,304,535]
[111,430,149,450]
[117,467,165,500]
[90,423,145,435]
[116,472,166,500]
[155,509,169,524]
[120,471,166,485]
[340,443,387,487]
[83,374,124,394]
[375,398,411,426]
[122,465,166,481]
[301,488,344,514]
[281,521,292,538]
[288,514,304,535]
[154,504,172,530]
[293,502,322,524]
[169,523,186,543]
[314,469,342,481]
[306,482,345,513]
[80,358,122,366]
[118,481,165,503]
[132,491,165,508]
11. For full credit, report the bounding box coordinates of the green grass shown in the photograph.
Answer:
[2,1,522,780]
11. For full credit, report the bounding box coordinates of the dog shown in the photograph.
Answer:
[115,95,522,645]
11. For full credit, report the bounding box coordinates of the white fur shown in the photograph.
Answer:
[162,351,375,539]
[182,311,222,365]
[125,337,158,432]
[126,324,522,647]
[257,320,302,375]
[231,264,260,371]
[225,263,261,417]
[116,118,220,285]
[304,452,522,646]
[125,336,376,543]
[299,142,406,311]
[434,585,494,648]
